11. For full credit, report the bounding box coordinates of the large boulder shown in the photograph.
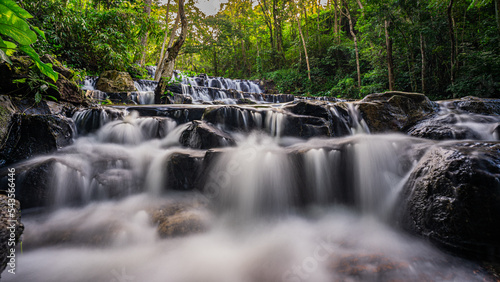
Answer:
[356,92,438,133]
[95,70,136,93]
[180,120,236,149]
[0,195,23,279]
[0,114,74,167]
[399,142,500,261]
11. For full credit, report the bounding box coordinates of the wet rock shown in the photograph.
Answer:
[0,96,16,146]
[0,159,54,209]
[0,114,74,167]
[96,70,136,93]
[10,97,51,115]
[494,124,500,139]
[202,106,263,132]
[284,101,351,137]
[123,105,205,124]
[236,98,257,104]
[283,114,331,138]
[407,111,500,141]
[150,203,207,238]
[443,96,500,115]
[0,194,23,278]
[284,100,330,119]
[46,101,78,117]
[408,124,482,140]
[165,152,204,191]
[356,92,438,133]
[174,94,193,104]
[399,142,500,261]
[180,120,235,149]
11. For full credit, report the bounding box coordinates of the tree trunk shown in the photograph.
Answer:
[385,20,394,91]
[154,0,171,80]
[333,0,338,39]
[447,0,456,86]
[139,0,152,66]
[343,0,361,87]
[496,0,500,36]
[155,12,180,81]
[420,33,426,94]
[155,0,188,103]
[213,44,218,76]
[297,15,311,81]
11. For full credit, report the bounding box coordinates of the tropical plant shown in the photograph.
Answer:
[0,0,58,82]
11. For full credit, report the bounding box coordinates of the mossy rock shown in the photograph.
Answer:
[95,70,136,93]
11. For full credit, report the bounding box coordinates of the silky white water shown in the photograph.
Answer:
[4,105,495,281]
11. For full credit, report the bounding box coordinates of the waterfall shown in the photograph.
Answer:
[5,99,497,282]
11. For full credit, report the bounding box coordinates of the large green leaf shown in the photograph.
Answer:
[0,0,32,19]
[0,4,37,45]
[19,45,59,82]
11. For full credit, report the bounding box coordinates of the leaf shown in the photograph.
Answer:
[12,78,26,84]
[0,0,33,20]
[0,39,17,51]
[0,49,12,64]
[0,4,37,45]
[19,45,59,82]
[45,95,58,102]
[30,25,46,40]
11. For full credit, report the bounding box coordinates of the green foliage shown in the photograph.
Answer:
[14,69,59,103]
[448,50,500,98]
[0,0,58,82]
[23,0,152,74]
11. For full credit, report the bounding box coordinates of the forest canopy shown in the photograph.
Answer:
[15,0,500,99]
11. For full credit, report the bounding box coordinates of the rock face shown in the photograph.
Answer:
[399,142,500,261]
[0,114,74,167]
[180,120,236,149]
[0,195,23,279]
[95,70,136,93]
[356,92,438,133]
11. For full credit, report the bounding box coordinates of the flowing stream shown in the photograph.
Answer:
[4,100,498,281]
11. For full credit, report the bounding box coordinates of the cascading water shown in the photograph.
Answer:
[4,100,497,281]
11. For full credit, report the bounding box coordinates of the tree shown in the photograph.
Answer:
[342,0,361,88]
[154,0,187,102]
[139,0,153,66]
